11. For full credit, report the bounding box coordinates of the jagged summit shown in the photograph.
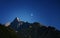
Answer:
[16,17,20,20]
[13,17,20,22]
[10,17,24,31]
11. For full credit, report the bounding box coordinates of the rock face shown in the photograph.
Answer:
[2,17,60,38]
[10,17,24,31]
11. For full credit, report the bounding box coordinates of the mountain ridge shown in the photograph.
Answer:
[2,17,60,38]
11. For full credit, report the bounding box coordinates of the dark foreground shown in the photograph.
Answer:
[0,22,60,38]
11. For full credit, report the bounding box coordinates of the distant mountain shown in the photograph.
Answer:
[10,17,24,31]
[3,17,60,38]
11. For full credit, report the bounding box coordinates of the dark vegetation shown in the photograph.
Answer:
[0,22,60,38]
[0,24,19,38]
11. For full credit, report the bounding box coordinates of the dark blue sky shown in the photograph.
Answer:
[0,0,60,30]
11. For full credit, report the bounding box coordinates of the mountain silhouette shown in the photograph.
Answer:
[0,17,60,38]
[10,17,24,31]
[0,24,19,38]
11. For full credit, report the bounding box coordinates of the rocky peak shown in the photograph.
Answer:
[13,17,20,22]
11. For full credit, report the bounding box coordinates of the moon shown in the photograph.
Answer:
[31,13,33,17]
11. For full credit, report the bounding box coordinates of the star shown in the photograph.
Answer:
[31,13,33,17]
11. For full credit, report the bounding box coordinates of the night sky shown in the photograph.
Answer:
[0,0,60,30]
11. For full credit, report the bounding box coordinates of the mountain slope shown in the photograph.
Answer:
[3,17,60,38]
[0,24,19,38]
